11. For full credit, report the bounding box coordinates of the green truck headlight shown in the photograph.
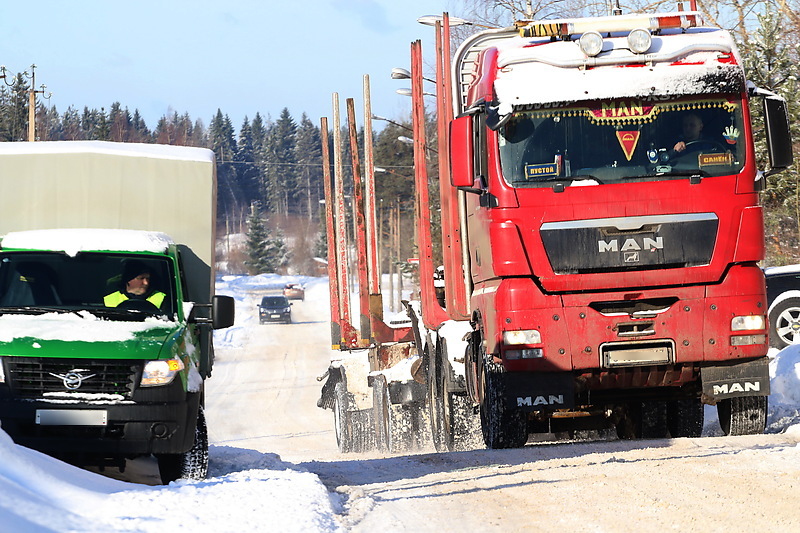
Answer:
[141,358,185,387]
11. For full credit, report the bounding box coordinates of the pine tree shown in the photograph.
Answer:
[295,113,323,219]
[264,226,291,273]
[235,117,261,207]
[262,108,298,216]
[210,110,242,232]
[742,6,800,208]
[244,202,271,274]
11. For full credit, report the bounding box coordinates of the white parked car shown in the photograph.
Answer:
[764,264,800,349]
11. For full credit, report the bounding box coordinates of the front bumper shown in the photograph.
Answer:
[0,380,200,456]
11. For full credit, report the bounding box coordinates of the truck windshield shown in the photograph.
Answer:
[498,96,746,187]
[0,252,176,320]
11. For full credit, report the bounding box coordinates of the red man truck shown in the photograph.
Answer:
[320,6,793,452]
[432,8,793,448]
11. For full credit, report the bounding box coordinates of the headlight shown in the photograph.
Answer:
[0,359,5,383]
[579,31,604,57]
[731,315,766,331]
[627,28,652,54]
[503,329,542,345]
[141,358,185,387]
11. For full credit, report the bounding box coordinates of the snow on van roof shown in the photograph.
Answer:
[1,228,174,257]
[492,28,743,107]
[0,140,214,163]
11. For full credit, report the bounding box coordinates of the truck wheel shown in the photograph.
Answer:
[616,400,668,439]
[769,297,800,348]
[640,400,669,438]
[717,396,767,436]
[667,397,704,437]
[480,361,527,449]
[333,381,354,453]
[157,405,209,484]
[373,374,408,453]
[428,343,454,452]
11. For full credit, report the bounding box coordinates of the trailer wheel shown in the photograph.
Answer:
[480,361,527,449]
[717,396,767,436]
[373,374,392,452]
[333,381,354,453]
[769,297,800,348]
[157,405,209,484]
[428,342,454,452]
[667,397,704,437]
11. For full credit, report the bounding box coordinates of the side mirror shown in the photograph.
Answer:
[449,115,475,189]
[212,295,235,329]
[486,102,512,131]
[764,96,793,176]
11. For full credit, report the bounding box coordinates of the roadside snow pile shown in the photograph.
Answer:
[0,424,345,532]
[768,345,800,431]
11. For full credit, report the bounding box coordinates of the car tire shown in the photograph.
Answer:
[769,297,800,348]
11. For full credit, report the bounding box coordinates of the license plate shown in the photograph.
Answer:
[36,409,108,426]
[271,314,281,318]
[604,346,671,367]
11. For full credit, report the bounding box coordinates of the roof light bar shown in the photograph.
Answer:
[519,11,702,38]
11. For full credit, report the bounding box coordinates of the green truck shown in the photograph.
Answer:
[0,141,234,484]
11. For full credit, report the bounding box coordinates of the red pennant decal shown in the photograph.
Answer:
[616,131,640,161]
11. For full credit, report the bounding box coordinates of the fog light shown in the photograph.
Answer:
[731,334,766,346]
[579,31,604,57]
[627,28,652,54]
[731,315,766,331]
[506,348,544,360]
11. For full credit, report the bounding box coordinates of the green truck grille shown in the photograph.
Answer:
[4,358,138,398]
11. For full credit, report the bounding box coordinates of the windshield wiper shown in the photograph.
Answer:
[0,306,83,317]
[633,169,710,179]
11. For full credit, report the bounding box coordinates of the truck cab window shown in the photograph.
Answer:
[498,97,746,188]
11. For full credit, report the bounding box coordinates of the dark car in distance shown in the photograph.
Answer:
[765,265,800,349]
[259,295,292,324]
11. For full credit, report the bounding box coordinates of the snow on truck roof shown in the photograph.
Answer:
[489,24,743,108]
[0,228,174,257]
[0,140,214,163]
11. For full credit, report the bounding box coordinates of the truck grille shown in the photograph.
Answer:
[540,213,718,274]
[4,358,139,398]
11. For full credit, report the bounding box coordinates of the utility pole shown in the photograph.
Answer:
[23,65,50,141]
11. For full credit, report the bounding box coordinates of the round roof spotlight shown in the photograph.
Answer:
[579,31,604,57]
[628,28,652,54]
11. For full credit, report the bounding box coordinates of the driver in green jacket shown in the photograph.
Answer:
[104,260,166,308]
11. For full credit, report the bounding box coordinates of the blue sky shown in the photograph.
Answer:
[0,0,454,131]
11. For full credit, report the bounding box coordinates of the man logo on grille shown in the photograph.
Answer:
[49,370,97,390]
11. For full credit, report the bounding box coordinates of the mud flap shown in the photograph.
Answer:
[503,373,575,412]
[701,357,770,401]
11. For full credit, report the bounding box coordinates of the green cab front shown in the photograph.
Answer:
[0,229,233,472]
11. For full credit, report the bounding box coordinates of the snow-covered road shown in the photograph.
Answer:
[208,276,800,531]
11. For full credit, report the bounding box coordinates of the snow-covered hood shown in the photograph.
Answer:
[0,313,182,359]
